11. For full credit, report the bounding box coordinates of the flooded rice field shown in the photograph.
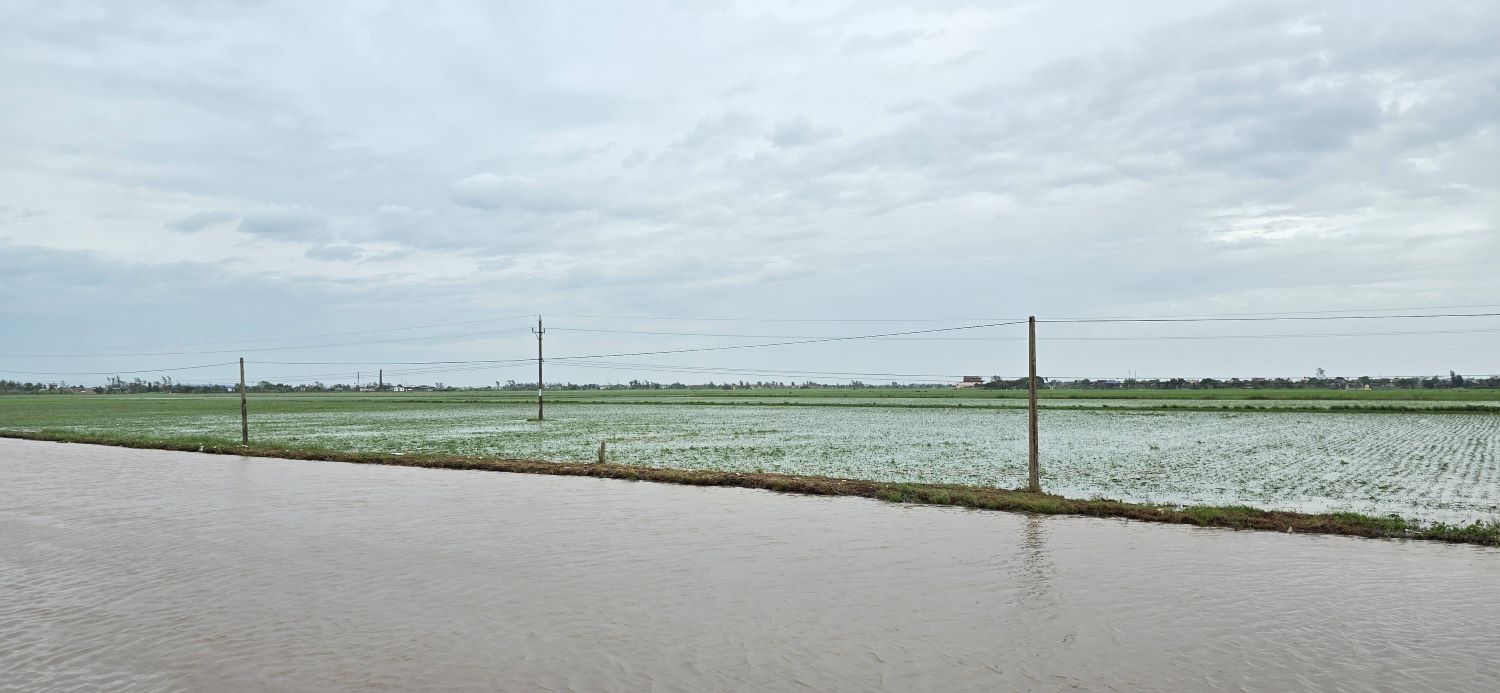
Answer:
[3,438,1498,691]
[5,393,1500,522]
[87,402,1500,523]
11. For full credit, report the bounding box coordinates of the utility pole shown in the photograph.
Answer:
[239,357,249,445]
[1027,316,1040,492]
[532,315,545,421]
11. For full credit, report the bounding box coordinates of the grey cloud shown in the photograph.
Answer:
[620,150,649,168]
[885,98,936,115]
[451,172,589,213]
[932,49,983,69]
[842,30,929,55]
[0,206,44,225]
[768,118,838,149]
[674,112,757,151]
[167,210,237,233]
[370,204,431,236]
[304,244,365,261]
[237,207,325,238]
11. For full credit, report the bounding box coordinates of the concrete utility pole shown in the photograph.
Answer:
[532,315,545,421]
[239,357,249,445]
[1027,316,1040,492]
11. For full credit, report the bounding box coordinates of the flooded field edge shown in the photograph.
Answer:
[6,430,1497,547]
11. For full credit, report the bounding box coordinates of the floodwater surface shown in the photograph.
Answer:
[1,438,1497,692]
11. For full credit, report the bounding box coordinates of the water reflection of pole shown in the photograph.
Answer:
[1018,514,1054,600]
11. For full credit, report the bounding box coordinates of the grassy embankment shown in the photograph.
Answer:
[4,428,1497,547]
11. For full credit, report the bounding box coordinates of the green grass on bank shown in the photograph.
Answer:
[4,429,1497,547]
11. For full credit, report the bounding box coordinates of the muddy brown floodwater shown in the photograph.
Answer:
[2,438,1498,692]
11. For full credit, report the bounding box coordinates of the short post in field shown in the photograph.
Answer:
[597,440,607,464]
[1027,316,1040,492]
[532,315,545,421]
[239,357,249,445]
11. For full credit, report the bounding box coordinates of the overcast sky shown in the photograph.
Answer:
[2,0,1498,386]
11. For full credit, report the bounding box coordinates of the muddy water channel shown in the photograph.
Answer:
[2,439,1498,692]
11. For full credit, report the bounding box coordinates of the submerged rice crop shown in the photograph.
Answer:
[3,394,1496,523]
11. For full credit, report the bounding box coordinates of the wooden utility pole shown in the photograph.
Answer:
[239,357,249,445]
[1027,316,1040,492]
[532,315,545,421]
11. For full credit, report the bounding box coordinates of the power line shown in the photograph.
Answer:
[248,321,1026,366]
[0,327,535,358]
[1047,303,1500,320]
[1036,327,1500,341]
[548,303,1500,323]
[257,358,533,366]
[7,303,1499,355]
[1039,311,1500,324]
[0,314,538,355]
[547,326,1500,341]
[549,320,1028,360]
[12,321,1496,363]
[548,313,1026,323]
[0,361,238,376]
[550,327,833,338]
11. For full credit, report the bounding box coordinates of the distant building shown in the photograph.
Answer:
[954,375,985,389]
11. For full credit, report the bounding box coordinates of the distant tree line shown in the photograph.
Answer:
[2,377,948,394]
[985,372,1498,390]
[6,372,1495,394]
[0,376,235,395]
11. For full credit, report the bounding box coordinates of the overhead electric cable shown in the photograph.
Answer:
[548,320,1028,360]
[547,303,1500,323]
[258,358,534,366]
[547,326,1500,341]
[0,361,239,376]
[1039,311,1500,324]
[0,327,535,358]
[0,314,538,355]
